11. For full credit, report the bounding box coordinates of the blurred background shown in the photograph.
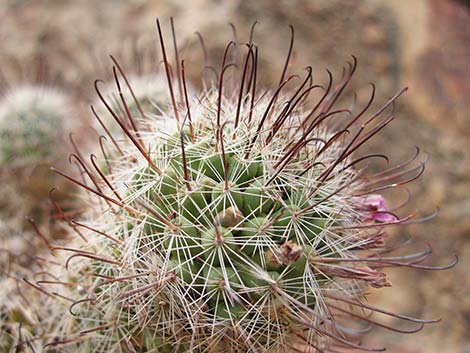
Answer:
[0,0,468,352]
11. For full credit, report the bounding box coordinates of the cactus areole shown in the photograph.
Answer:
[26,20,456,353]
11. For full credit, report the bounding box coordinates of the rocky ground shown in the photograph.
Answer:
[0,0,468,352]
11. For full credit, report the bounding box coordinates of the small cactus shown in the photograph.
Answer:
[0,84,76,263]
[0,85,71,169]
[3,21,456,353]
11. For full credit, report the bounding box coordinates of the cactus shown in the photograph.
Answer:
[0,84,74,211]
[0,85,71,169]
[0,84,77,264]
[2,21,456,353]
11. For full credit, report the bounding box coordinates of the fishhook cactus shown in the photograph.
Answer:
[6,20,456,353]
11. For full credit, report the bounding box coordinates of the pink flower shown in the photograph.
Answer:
[371,211,398,223]
[360,194,398,223]
[362,194,387,211]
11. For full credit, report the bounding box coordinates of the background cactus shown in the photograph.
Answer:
[0,85,71,169]
[0,83,75,208]
[0,84,78,266]
[0,21,456,353]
